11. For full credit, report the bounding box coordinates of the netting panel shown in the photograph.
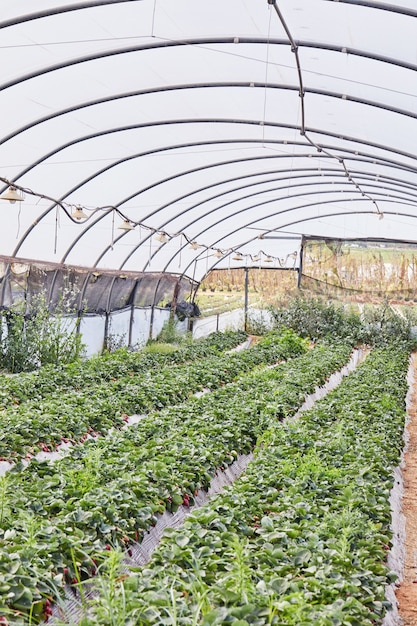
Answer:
[0,256,195,313]
[300,238,417,302]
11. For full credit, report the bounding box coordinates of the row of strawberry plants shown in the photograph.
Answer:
[0,330,306,459]
[0,330,247,409]
[0,341,353,623]
[84,346,409,625]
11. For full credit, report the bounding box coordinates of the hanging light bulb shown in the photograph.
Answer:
[155,232,169,243]
[189,241,201,250]
[71,206,88,220]
[232,252,244,261]
[264,255,273,263]
[0,186,23,203]
[214,249,223,258]
[252,254,260,262]
[118,219,134,231]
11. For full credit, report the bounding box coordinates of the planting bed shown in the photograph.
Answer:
[0,330,248,406]
[0,330,303,460]
[0,333,353,624]
[58,346,411,625]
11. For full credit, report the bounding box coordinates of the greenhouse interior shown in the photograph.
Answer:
[1,1,417,624]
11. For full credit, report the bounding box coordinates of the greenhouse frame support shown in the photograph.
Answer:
[297,240,304,289]
[104,311,110,350]
[244,267,249,332]
[149,304,155,342]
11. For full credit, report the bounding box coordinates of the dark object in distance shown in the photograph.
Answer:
[165,300,201,320]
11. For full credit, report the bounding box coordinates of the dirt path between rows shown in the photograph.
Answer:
[396,352,417,624]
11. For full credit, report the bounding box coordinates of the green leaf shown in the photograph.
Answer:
[175,534,190,548]
[293,548,312,565]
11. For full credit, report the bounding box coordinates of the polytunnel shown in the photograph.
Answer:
[0,0,416,329]
[2,5,417,623]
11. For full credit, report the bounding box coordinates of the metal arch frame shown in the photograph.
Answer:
[196,207,417,286]
[179,200,417,284]
[9,145,416,312]
[2,84,417,191]
[1,37,417,97]
[61,167,357,269]
[124,172,417,247]
[15,145,417,279]
[9,120,417,260]
[60,167,325,261]
[6,75,417,193]
[5,70,417,253]
[122,179,417,273]
[1,5,416,307]
[130,169,417,251]
[111,186,417,284]
[57,147,417,269]
[0,1,143,30]
[61,142,417,267]
[49,142,417,253]
[324,0,417,18]
[0,143,377,257]
[146,189,417,275]
[3,51,417,151]
[89,166,417,304]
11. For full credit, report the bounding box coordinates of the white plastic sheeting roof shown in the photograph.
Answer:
[0,0,416,282]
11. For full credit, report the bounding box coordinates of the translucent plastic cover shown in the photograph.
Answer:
[0,0,415,282]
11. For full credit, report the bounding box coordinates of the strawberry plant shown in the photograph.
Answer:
[83,346,408,625]
[0,330,247,409]
[0,330,306,459]
[0,340,351,621]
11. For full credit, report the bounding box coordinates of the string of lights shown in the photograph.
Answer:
[0,175,298,268]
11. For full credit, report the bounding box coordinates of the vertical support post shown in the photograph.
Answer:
[128,278,141,349]
[149,304,155,342]
[128,303,135,348]
[170,278,181,322]
[297,239,304,289]
[75,308,82,339]
[244,266,249,332]
[103,311,110,352]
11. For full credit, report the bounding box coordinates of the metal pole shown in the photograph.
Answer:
[297,239,304,289]
[244,267,249,332]
[149,304,155,342]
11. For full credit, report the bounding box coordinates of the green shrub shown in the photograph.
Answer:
[269,296,417,349]
[0,293,85,373]
[149,318,192,346]
[360,302,417,348]
[269,296,361,344]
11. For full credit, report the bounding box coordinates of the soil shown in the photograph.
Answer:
[396,353,417,624]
